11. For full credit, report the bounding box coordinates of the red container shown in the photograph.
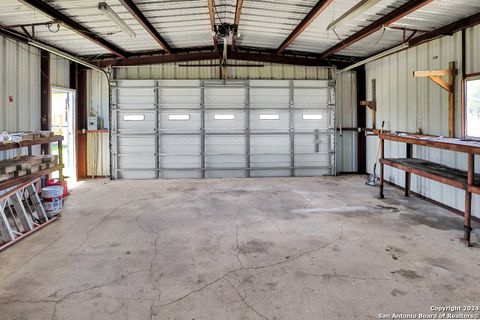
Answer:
[46,179,69,198]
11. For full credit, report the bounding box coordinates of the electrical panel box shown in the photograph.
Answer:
[87,116,98,131]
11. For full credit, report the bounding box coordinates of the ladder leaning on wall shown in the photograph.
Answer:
[0,178,58,251]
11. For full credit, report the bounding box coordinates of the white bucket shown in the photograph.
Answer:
[42,186,63,215]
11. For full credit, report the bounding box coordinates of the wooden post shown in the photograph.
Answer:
[405,143,412,197]
[360,79,377,129]
[448,61,456,137]
[464,153,474,246]
[379,138,384,199]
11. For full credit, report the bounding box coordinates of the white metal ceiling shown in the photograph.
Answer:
[0,0,479,58]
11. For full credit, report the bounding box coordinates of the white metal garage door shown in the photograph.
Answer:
[111,80,335,179]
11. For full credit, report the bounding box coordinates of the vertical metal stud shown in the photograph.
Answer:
[289,80,295,177]
[154,82,160,179]
[111,81,119,180]
[245,80,251,178]
[329,79,336,176]
[200,81,206,178]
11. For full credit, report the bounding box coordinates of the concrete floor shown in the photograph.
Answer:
[0,175,479,320]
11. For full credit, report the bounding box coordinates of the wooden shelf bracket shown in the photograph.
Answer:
[413,61,457,137]
[360,79,377,129]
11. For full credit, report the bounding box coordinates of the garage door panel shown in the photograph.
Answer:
[159,111,201,131]
[159,87,201,106]
[162,155,201,168]
[250,135,289,154]
[251,155,290,167]
[116,80,156,108]
[118,136,155,155]
[250,110,289,130]
[162,170,202,179]
[161,136,201,155]
[206,169,245,178]
[205,87,245,108]
[205,111,245,131]
[118,155,155,169]
[205,136,244,154]
[250,88,289,107]
[295,137,329,154]
[118,171,156,179]
[293,112,329,130]
[118,111,156,132]
[251,169,290,177]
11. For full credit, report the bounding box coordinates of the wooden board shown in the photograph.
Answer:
[0,136,63,152]
[0,165,62,191]
[380,133,480,155]
[381,158,480,194]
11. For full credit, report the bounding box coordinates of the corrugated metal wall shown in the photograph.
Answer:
[50,55,70,88]
[0,36,41,160]
[364,27,479,218]
[86,70,109,129]
[113,60,330,80]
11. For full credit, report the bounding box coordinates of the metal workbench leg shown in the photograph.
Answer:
[463,153,474,246]
[405,143,412,197]
[379,138,384,199]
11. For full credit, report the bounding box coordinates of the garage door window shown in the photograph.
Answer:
[302,114,323,120]
[465,78,480,139]
[169,114,190,121]
[123,114,145,121]
[259,114,280,120]
[214,114,235,120]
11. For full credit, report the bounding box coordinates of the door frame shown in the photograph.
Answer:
[51,86,77,181]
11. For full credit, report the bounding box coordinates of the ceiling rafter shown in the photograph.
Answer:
[358,10,480,65]
[18,0,129,58]
[277,0,334,54]
[319,0,433,58]
[232,0,244,50]
[118,0,173,54]
[207,0,218,51]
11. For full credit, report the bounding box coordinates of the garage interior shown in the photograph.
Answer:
[0,0,480,319]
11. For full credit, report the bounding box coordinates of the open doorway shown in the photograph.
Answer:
[51,87,76,184]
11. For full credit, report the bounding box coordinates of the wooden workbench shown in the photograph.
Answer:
[378,133,480,246]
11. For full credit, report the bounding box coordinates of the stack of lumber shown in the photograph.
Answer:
[0,131,54,144]
[0,155,58,181]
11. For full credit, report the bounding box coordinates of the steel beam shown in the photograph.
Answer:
[118,0,173,54]
[353,11,480,73]
[277,0,334,54]
[320,0,433,58]
[232,0,244,50]
[408,11,480,47]
[19,0,128,58]
[93,49,353,68]
[207,0,218,51]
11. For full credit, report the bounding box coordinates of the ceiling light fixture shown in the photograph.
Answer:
[98,2,136,38]
[327,0,382,31]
